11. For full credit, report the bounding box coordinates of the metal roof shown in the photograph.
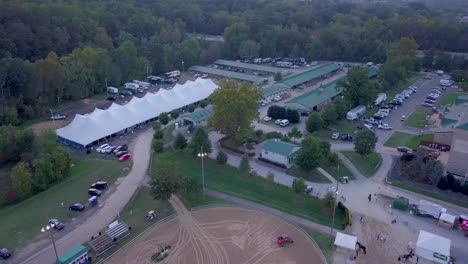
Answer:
[262,139,301,157]
[262,83,290,98]
[189,65,265,84]
[214,59,284,73]
[368,66,379,78]
[58,245,87,264]
[181,106,213,123]
[285,76,345,109]
[278,63,341,87]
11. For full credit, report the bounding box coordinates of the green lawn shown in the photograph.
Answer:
[388,180,468,209]
[324,159,354,180]
[310,119,362,142]
[155,150,347,229]
[441,92,468,106]
[0,158,128,250]
[341,151,382,177]
[286,166,331,183]
[384,132,434,149]
[162,123,176,144]
[301,227,334,263]
[403,110,429,128]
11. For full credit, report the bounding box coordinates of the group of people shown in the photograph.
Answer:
[398,242,419,263]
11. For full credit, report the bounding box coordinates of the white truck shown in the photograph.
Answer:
[276,61,293,68]
[124,82,139,91]
[133,80,150,89]
[107,86,118,94]
[416,200,446,218]
[375,93,387,106]
[346,105,366,121]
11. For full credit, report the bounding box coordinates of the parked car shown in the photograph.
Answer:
[106,97,115,101]
[101,146,112,154]
[115,151,128,157]
[88,188,102,197]
[48,219,65,230]
[331,132,340,140]
[341,134,353,141]
[422,102,434,107]
[378,124,392,130]
[275,119,283,125]
[279,119,290,127]
[0,248,11,259]
[263,116,272,121]
[91,181,108,190]
[364,124,373,130]
[401,115,407,121]
[119,153,131,162]
[96,144,110,153]
[397,146,413,153]
[273,95,282,102]
[69,203,85,212]
[51,114,67,120]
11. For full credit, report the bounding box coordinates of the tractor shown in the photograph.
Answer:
[151,244,171,262]
[277,234,294,247]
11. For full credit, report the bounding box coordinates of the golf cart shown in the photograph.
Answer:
[339,177,349,184]
[146,210,156,221]
[277,234,294,247]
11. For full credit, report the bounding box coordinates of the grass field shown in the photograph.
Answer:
[441,92,467,106]
[286,166,331,183]
[388,180,468,209]
[384,132,434,149]
[0,158,128,250]
[155,150,347,229]
[341,151,382,177]
[301,227,333,263]
[403,110,429,128]
[310,119,362,142]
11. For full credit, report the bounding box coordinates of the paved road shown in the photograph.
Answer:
[15,128,154,264]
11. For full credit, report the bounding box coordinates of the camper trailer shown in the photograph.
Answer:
[346,105,366,121]
[276,61,293,68]
[375,93,387,105]
[107,86,118,94]
[165,70,181,78]
[124,83,139,91]
[133,80,150,89]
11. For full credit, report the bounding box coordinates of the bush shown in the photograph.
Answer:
[246,142,254,150]
[288,127,302,139]
[239,154,251,172]
[216,151,228,165]
[267,105,286,119]
[306,112,323,133]
[293,177,306,194]
[328,152,339,167]
[170,109,180,119]
[437,176,449,190]
[153,140,164,153]
[173,133,187,150]
[265,131,283,139]
[158,112,169,125]
[187,104,196,112]
[267,172,275,183]
[323,192,336,208]
[447,173,455,189]
[255,129,264,138]
[285,109,300,123]
[451,179,461,193]
[152,122,162,131]
[462,183,468,196]
[154,129,163,139]
[199,99,208,108]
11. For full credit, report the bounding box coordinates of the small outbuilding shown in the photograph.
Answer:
[438,213,456,229]
[334,232,357,254]
[260,139,301,167]
[181,106,213,127]
[415,230,451,264]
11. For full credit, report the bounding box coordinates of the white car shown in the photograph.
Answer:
[311,61,318,66]
[364,124,373,130]
[331,132,340,140]
[101,146,112,154]
[273,95,282,102]
[275,119,283,125]
[378,124,392,130]
[401,115,406,121]
[263,116,272,122]
[279,119,290,127]
[96,144,110,153]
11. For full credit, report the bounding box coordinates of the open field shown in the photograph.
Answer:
[403,110,429,128]
[384,131,434,149]
[287,166,331,183]
[310,119,362,141]
[341,151,382,177]
[156,150,347,229]
[0,158,128,250]
[106,197,326,264]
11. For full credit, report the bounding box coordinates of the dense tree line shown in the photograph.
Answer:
[0,127,70,204]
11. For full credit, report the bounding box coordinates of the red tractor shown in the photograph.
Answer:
[277,234,294,247]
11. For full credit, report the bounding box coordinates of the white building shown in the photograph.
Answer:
[260,139,301,167]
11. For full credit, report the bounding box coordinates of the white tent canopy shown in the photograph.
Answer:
[334,232,357,250]
[439,213,456,224]
[415,230,451,264]
[56,78,218,147]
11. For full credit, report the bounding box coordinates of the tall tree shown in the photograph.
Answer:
[321,104,337,127]
[37,52,66,105]
[354,129,377,155]
[208,79,262,139]
[338,67,378,107]
[150,160,185,200]
[10,162,32,198]
[173,133,187,150]
[306,112,323,133]
[190,127,212,156]
[239,154,251,173]
[332,97,348,120]
[295,136,322,171]
[239,40,260,58]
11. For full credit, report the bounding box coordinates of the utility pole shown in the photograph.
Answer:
[105,78,108,96]
[330,181,339,238]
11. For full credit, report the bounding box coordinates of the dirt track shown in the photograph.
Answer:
[107,196,325,264]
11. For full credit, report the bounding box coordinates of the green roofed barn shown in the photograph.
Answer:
[260,139,301,167]
[181,106,213,127]
[278,63,341,88]
[262,83,291,98]
[57,244,89,264]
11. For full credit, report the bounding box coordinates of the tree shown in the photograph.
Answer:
[173,133,187,150]
[37,52,65,105]
[332,97,348,120]
[187,104,196,112]
[208,79,262,139]
[267,105,286,119]
[288,127,302,139]
[451,179,462,193]
[319,141,331,158]
[295,136,322,171]
[154,130,163,139]
[462,183,468,196]
[170,110,180,119]
[426,161,443,186]
[306,112,323,133]
[267,172,275,183]
[354,129,377,155]
[239,40,260,58]
[10,162,32,198]
[150,160,185,200]
[239,154,251,173]
[216,151,228,164]
[274,72,283,81]
[153,140,164,153]
[437,176,449,190]
[338,67,378,107]
[323,192,336,208]
[199,100,208,108]
[321,104,337,127]
[285,109,299,123]
[328,152,339,167]
[223,23,250,58]
[447,173,455,189]
[159,112,169,125]
[190,127,212,156]
[293,177,306,194]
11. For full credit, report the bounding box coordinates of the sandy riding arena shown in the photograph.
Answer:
[107,196,325,264]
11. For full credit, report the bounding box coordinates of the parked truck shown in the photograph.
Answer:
[107,86,118,94]
[416,200,446,218]
[346,105,366,121]
[124,83,139,90]
[375,93,387,106]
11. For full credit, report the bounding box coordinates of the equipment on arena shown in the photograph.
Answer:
[146,210,156,221]
[277,234,294,247]
[151,244,171,262]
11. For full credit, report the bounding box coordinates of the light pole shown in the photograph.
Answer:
[197,146,207,200]
[330,181,339,238]
[41,224,59,261]
[182,61,185,72]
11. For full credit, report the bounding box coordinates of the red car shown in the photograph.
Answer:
[119,153,131,162]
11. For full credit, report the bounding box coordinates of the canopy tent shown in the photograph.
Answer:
[438,213,456,229]
[415,230,451,264]
[334,232,357,253]
[56,78,218,148]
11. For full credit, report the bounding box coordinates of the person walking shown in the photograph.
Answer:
[368,194,372,203]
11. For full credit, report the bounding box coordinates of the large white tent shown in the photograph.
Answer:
[415,230,451,264]
[56,78,218,148]
[334,232,357,253]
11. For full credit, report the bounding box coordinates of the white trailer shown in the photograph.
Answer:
[375,93,387,105]
[107,86,118,94]
[439,79,453,87]
[417,200,446,218]
[165,70,180,78]
[346,105,366,121]
[276,61,293,68]
[124,83,139,90]
[133,80,150,89]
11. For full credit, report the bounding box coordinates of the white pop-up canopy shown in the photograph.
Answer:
[334,232,357,251]
[415,230,451,264]
[438,213,456,229]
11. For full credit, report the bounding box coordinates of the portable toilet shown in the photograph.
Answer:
[88,196,98,207]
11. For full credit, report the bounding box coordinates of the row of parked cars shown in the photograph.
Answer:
[96,144,131,162]
[422,87,444,107]
[69,181,108,213]
[331,132,353,141]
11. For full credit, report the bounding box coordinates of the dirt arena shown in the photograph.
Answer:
[107,196,325,264]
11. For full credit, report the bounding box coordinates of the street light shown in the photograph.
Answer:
[197,146,207,200]
[41,224,59,261]
[181,61,185,72]
[330,181,339,238]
